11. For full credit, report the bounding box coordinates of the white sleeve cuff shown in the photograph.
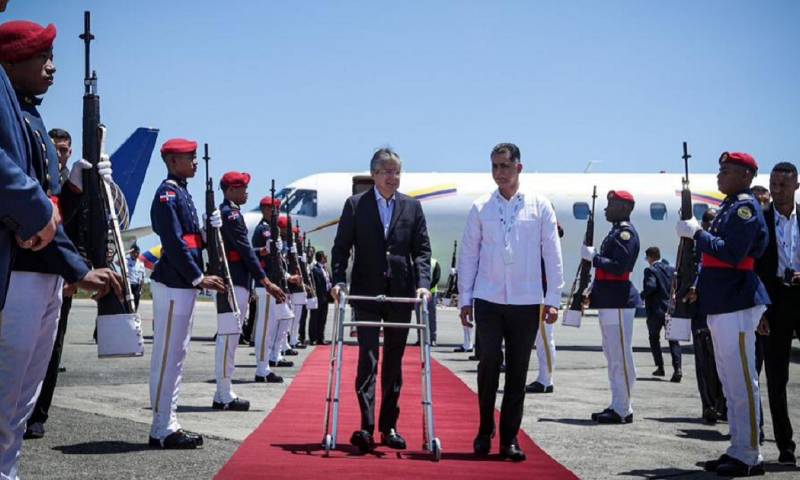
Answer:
[192,275,204,287]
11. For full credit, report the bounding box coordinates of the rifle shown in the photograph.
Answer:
[666,142,697,340]
[563,186,597,326]
[444,240,458,298]
[296,223,316,300]
[78,11,141,357]
[284,208,305,295]
[267,179,289,298]
[203,144,240,325]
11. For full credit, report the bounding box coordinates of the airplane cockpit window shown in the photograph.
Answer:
[649,202,667,220]
[275,188,318,217]
[573,202,590,220]
[693,203,709,220]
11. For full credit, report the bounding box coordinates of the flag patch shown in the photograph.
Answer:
[159,191,176,203]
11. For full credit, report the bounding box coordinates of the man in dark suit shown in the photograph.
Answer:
[331,148,431,453]
[641,246,682,382]
[755,161,800,467]
[309,250,331,344]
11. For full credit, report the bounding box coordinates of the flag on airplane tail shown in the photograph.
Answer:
[140,245,162,270]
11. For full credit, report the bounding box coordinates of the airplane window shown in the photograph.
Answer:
[282,189,318,217]
[650,202,667,220]
[693,203,708,220]
[573,202,590,220]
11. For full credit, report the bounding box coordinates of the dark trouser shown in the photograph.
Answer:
[309,301,328,343]
[299,305,308,343]
[243,295,257,342]
[646,314,681,370]
[762,284,800,454]
[131,283,142,311]
[692,327,726,415]
[28,296,72,426]
[354,306,411,435]
[474,299,539,446]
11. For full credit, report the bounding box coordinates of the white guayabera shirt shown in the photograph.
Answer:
[458,187,564,309]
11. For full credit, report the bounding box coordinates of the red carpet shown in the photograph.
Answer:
[216,345,577,479]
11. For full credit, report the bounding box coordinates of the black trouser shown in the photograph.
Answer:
[692,327,726,415]
[309,301,328,343]
[762,284,800,454]
[243,295,257,342]
[646,314,681,370]
[354,306,411,435]
[474,299,539,446]
[298,305,308,343]
[131,283,142,311]
[28,296,72,426]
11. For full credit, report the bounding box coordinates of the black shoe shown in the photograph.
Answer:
[58,366,66,373]
[381,429,407,450]
[321,340,331,345]
[704,454,733,472]
[778,450,796,466]
[715,457,765,477]
[499,442,526,462]
[652,367,665,377]
[248,340,255,347]
[149,430,204,449]
[349,430,376,453]
[284,349,299,356]
[591,408,614,421]
[525,381,554,394]
[212,397,250,411]
[453,346,473,353]
[595,410,633,424]
[670,370,683,383]
[255,372,284,383]
[269,360,294,367]
[238,336,249,345]
[473,434,491,456]
[296,342,308,349]
[468,354,479,361]
[23,422,45,439]
[702,408,719,425]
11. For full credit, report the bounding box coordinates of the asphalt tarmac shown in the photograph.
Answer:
[18,299,800,479]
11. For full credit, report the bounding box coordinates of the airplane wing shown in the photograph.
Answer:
[110,127,159,217]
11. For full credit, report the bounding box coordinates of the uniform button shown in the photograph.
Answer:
[386,251,390,256]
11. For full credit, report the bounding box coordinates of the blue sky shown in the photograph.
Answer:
[5,0,800,235]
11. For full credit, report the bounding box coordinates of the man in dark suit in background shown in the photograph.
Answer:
[331,148,431,453]
[309,250,331,344]
[641,246,682,382]
[755,161,800,467]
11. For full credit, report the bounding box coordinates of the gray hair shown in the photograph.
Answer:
[370,148,402,174]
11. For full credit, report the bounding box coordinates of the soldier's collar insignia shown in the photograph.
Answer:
[619,231,631,241]
[737,206,753,220]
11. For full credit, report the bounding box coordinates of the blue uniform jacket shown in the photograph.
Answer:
[220,199,265,289]
[150,174,204,288]
[693,189,770,315]
[641,259,674,318]
[589,221,641,309]
[12,94,89,284]
[0,71,54,308]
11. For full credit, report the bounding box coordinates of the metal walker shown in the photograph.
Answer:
[321,292,442,461]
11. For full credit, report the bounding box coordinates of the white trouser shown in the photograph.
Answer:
[149,281,198,440]
[215,286,249,404]
[535,318,556,387]
[462,325,473,350]
[707,305,765,466]
[0,272,62,480]
[255,288,291,377]
[598,308,636,417]
[289,292,306,346]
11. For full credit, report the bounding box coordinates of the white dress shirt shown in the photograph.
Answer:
[126,256,145,285]
[458,188,564,308]
[775,206,800,276]
[374,187,395,238]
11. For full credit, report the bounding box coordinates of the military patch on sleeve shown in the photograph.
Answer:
[737,206,753,220]
[619,231,631,241]
[228,211,240,221]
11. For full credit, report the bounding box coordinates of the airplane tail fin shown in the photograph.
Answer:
[110,127,159,217]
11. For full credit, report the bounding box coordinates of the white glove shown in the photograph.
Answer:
[580,244,596,261]
[68,155,113,192]
[676,217,701,239]
[204,210,222,228]
[276,238,284,252]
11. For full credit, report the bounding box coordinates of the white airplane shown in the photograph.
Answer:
[239,171,745,289]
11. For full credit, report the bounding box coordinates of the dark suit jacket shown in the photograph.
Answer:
[640,259,674,318]
[755,202,800,313]
[312,263,331,304]
[332,189,431,312]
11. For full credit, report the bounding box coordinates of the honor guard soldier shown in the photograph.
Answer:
[148,138,225,449]
[277,215,302,358]
[287,223,307,351]
[0,20,121,477]
[215,172,286,404]
[581,190,640,424]
[677,152,769,477]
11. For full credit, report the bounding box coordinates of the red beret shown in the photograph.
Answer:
[608,190,635,203]
[220,171,251,189]
[277,215,289,229]
[0,21,56,63]
[292,226,300,234]
[260,196,281,207]
[160,138,197,155]
[719,152,758,172]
